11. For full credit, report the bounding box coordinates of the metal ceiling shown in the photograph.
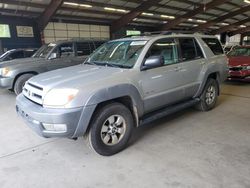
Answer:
[0,0,249,36]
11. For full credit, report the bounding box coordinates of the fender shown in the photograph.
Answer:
[85,83,144,116]
[72,83,144,137]
[194,70,220,98]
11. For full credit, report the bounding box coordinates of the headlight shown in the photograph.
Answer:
[1,67,10,76]
[246,66,250,70]
[43,88,78,108]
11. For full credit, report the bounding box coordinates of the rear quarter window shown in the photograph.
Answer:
[202,38,224,55]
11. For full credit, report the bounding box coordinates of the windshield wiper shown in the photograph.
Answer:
[85,61,131,69]
[84,61,97,65]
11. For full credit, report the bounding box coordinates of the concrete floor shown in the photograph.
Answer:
[0,81,250,188]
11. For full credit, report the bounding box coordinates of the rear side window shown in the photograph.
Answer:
[202,38,223,55]
[76,42,91,56]
[24,50,36,57]
[179,38,203,61]
[9,51,24,59]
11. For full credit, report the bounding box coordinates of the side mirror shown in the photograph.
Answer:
[48,52,57,60]
[141,55,164,71]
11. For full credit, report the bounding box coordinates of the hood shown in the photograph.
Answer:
[28,64,127,90]
[228,56,250,67]
[0,57,44,68]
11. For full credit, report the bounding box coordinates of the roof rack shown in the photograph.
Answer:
[124,30,211,38]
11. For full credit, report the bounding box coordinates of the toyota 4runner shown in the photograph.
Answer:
[16,33,228,156]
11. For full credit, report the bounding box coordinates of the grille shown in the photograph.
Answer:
[229,66,243,71]
[23,82,44,105]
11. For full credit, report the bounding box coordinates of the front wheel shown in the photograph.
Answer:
[87,103,134,156]
[195,78,219,111]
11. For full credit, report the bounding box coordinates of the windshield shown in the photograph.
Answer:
[86,40,147,68]
[228,47,250,57]
[32,43,55,58]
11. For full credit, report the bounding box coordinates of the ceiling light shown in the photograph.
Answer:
[80,4,92,8]
[104,7,116,11]
[240,25,247,28]
[221,22,229,26]
[64,2,92,8]
[188,18,193,21]
[104,7,128,13]
[142,12,154,16]
[193,24,198,27]
[64,2,78,6]
[196,19,207,23]
[116,9,127,12]
[244,0,250,4]
[161,15,175,19]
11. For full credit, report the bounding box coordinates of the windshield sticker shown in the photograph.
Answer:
[130,41,147,46]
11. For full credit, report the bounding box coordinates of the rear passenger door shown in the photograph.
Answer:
[177,37,206,99]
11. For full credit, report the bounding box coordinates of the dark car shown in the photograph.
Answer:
[228,46,250,82]
[0,49,37,62]
[0,39,106,94]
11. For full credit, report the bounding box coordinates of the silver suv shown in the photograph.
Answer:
[16,33,228,156]
[0,39,105,94]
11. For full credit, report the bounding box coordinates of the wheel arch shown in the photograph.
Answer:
[194,71,221,98]
[12,71,38,89]
[74,84,144,137]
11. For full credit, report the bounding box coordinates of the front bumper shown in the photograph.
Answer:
[16,94,96,138]
[0,76,13,89]
[228,70,250,82]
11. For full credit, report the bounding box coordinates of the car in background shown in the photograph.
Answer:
[223,45,239,54]
[0,39,106,94]
[0,48,37,62]
[227,46,250,82]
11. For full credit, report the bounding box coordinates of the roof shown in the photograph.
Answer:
[0,0,249,36]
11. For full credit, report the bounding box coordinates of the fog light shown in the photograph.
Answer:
[42,123,67,132]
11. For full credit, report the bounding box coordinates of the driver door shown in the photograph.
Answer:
[139,38,186,113]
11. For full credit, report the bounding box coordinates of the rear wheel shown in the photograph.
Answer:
[195,78,219,111]
[87,102,134,156]
[14,74,34,95]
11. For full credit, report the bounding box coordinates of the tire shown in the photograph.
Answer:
[14,74,34,95]
[195,78,219,111]
[87,102,134,156]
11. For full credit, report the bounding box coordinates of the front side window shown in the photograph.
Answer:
[202,38,224,55]
[87,40,146,68]
[146,38,178,65]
